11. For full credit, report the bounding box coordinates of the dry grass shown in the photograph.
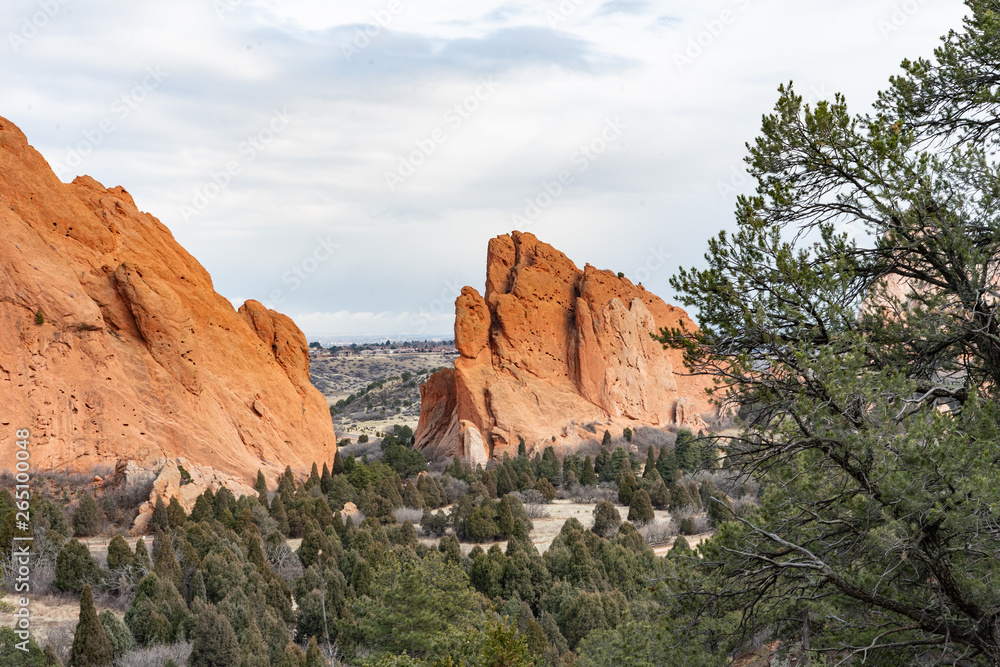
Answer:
[393,507,423,525]
[639,519,678,546]
[116,642,192,667]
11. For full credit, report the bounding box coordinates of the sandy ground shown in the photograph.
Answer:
[415,499,714,556]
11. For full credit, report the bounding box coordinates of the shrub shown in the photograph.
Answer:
[626,489,655,527]
[54,540,101,593]
[615,468,637,506]
[35,310,44,326]
[0,626,46,666]
[72,494,101,537]
[638,519,676,546]
[114,643,191,667]
[679,517,697,536]
[106,535,132,572]
[536,477,557,502]
[393,507,423,525]
[591,501,621,538]
[98,611,134,661]
[669,535,691,559]
[189,605,240,667]
[420,509,449,537]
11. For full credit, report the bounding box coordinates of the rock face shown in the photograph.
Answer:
[124,457,259,534]
[0,116,336,483]
[415,232,716,461]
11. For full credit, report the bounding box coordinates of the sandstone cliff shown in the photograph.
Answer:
[415,231,717,461]
[0,116,335,483]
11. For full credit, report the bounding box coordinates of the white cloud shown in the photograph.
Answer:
[1,0,970,336]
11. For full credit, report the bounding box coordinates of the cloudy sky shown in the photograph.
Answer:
[2,0,969,339]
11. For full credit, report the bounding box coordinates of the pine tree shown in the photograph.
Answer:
[55,539,100,593]
[270,494,290,535]
[592,500,622,538]
[438,534,462,565]
[669,482,695,511]
[190,490,214,523]
[279,466,296,499]
[277,643,307,667]
[303,637,328,667]
[106,535,132,572]
[189,605,240,667]
[579,455,597,486]
[214,487,234,519]
[167,497,186,528]
[98,610,134,661]
[152,529,183,593]
[72,494,100,537]
[497,496,516,538]
[594,448,610,476]
[674,429,695,472]
[643,446,658,479]
[68,585,113,667]
[536,477,557,501]
[496,465,517,497]
[320,463,332,495]
[668,535,690,559]
[306,463,321,490]
[191,570,207,601]
[616,467,638,506]
[240,620,269,667]
[399,520,419,550]
[151,497,170,532]
[235,507,258,536]
[656,445,676,480]
[255,469,269,504]
[649,478,671,510]
[331,450,343,475]
[627,488,655,526]
[602,430,612,447]
[133,538,151,570]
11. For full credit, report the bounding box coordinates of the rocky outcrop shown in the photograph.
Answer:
[0,116,336,483]
[122,457,259,534]
[415,231,716,461]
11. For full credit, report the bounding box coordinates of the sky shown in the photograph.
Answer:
[1,0,970,338]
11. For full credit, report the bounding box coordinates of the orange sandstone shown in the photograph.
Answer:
[0,116,335,483]
[415,231,716,461]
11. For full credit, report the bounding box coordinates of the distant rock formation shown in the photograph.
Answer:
[118,458,258,534]
[415,231,717,461]
[0,116,335,483]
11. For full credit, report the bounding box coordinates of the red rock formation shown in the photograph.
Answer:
[415,232,716,461]
[0,116,335,483]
